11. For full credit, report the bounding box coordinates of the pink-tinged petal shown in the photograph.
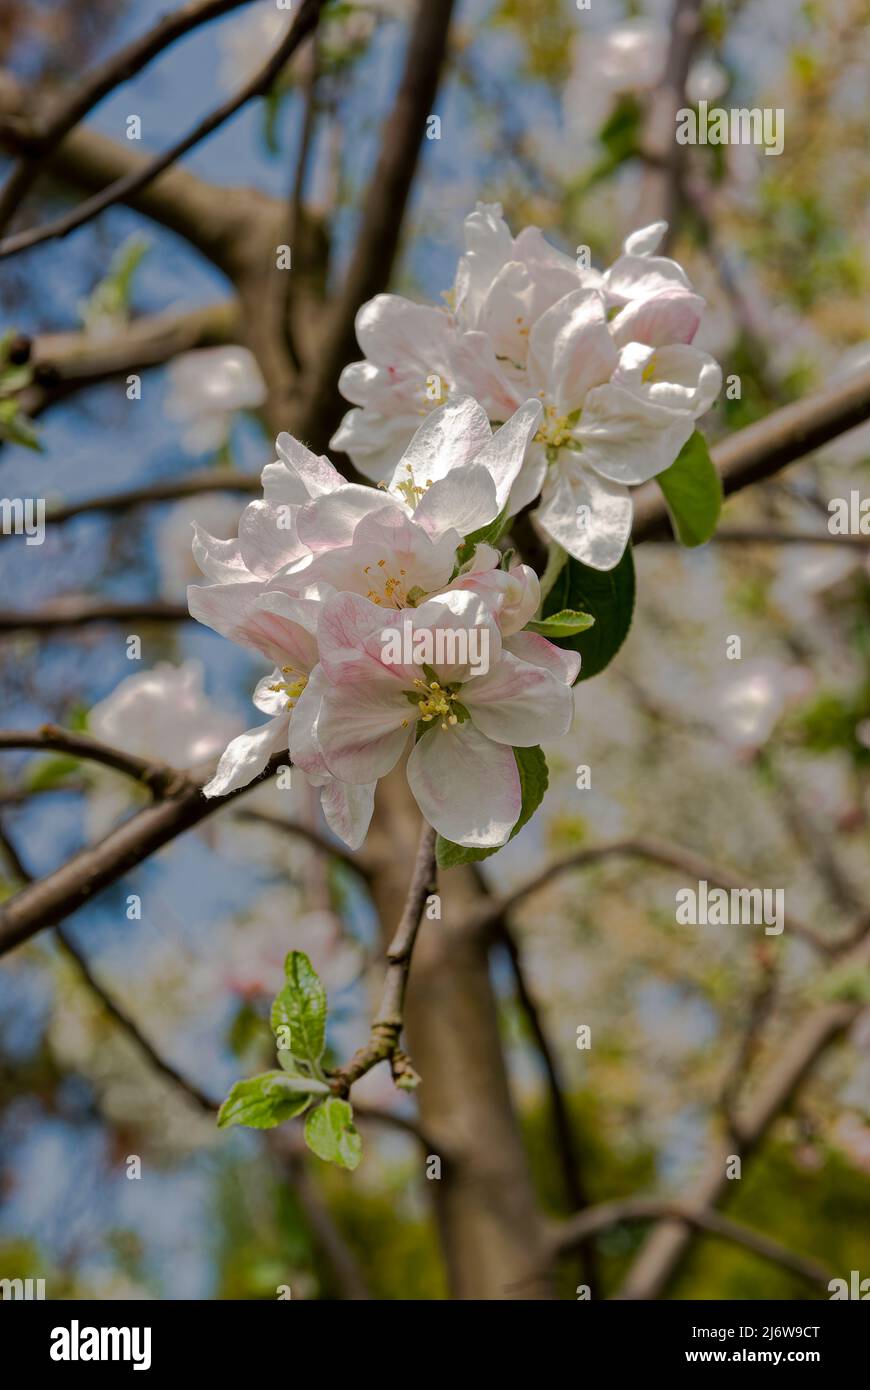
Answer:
[191,523,252,583]
[354,293,455,371]
[612,342,721,417]
[288,668,331,777]
[527,289,618,414]
[412,462,498,539]
[623,221,668,256]
[316,591,406,685]
[254,593,320,673]
[470,398,543,511]
[504,631,581,684]
[189,581,313,666]
[203,712,290,798]
[454,202,515,326]
[448,331,523,420]
[462,649,574,744]
[296,484,393,553]
[604,253,691,307]
[238,500,309,578]
[318,778,376,851]
[409,590,503,685]
[536,465,633,570]
[330,408,420,484]
[260,432,343,503]
[391,396,493,491]
[317,681,411,783]
[575,383,695,485]
[448,560,540,636]
[609,287,704,348]
[406,722,520,847]
[513,225,601,297]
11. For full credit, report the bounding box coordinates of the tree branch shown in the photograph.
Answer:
[548,1197,832,1292]
[633,365,870,543]
[331,819,436,1096]
[617,924,870,1299]
[467,834,835,954]
[0,753,288,957]
[0,725,193,795]
[293,0,457,451]
[0,0,326,260]
[0,600,190,633]
[0,0,259,233]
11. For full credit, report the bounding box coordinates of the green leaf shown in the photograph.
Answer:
[304,1098,362,1171]
[542,545,635,682]
[436,745,548,868]
[455,505,509,568]
[277,1051,330,1090]
[0,399,41,450]
[656,430,722,547]
[270,951,327,1064]
[525,608,595,638]
[217,1072,315,1130]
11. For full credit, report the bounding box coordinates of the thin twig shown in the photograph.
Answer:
[331,820,436,1096]
[0,0,326,258]
[0,725,192,795]
[466,835,835,955]
[0,0,258,233]
[548,1197,832,1292]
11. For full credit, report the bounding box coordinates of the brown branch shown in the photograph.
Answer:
[636,0,704,239]
[0,725,193,795]
[633,365,870,543]
[548,1197,832,1292]
[0,0,259,233]
[1,469,257,535]
[331,819,436,1096]
[9,302,240,426]
[0,600,190,633]
[0,0,327,259]
[617,924,870,1299]
[707,527,870,548]
[0,753,288,958]
[467,835,834,954]
[293,0,457,451]
[494,912,599,1295]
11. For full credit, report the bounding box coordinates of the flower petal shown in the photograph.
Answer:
[536,465,633,570]
[469,398,543,511]
[412,462,498,539]
[317,778,376,851]
[406,721,521,846]
[609,287,704,348]
[504,631,581,684]
[463,649,574,744]
[203,712,290,798]
[527,289,618,414]
[389,396,493,493]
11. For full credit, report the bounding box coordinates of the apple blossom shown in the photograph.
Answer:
[332,206,721,569]
[165,345,266,456]
[289,589,579,847]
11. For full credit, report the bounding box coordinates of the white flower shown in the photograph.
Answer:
[712,658,811,751]
[89,660,239,770]
[158,493,245,600]
[165,346,266,456]
[333,209,721,570]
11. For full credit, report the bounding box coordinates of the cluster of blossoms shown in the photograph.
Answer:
[188,212,721,853]
[333,206,721,570]
[189,395,579,851]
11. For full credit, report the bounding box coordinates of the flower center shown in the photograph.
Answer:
[401,678,461,733]
[534,398,573,449]
[380,461,434,510]
[362,558,409,606]
[269,665,308,709]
